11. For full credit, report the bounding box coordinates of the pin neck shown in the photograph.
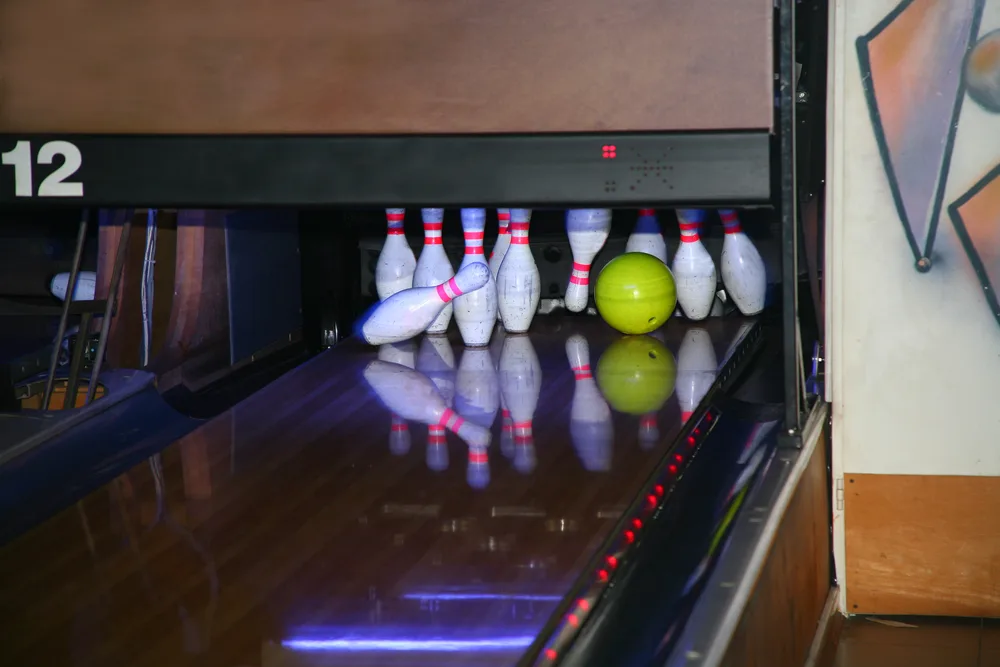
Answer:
[720,210,741,234]
[464,230,485,254]
[510,221,530,244]
[679,222,701,242]
[572,364,592,379]
[423,221,443,244]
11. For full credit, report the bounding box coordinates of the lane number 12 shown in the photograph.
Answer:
[1,140,84,197]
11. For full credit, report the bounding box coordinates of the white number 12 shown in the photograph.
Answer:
[1,140,84,197]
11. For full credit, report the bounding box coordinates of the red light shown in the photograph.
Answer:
[687,436,696,447]
[598,569,609,582]
[545,648,558,661]
[668,464,678,474]
[633,518,643,530]
[568,614,579,627]
[674,454,683,463]
[578,599,590,611]
[705,413,713,422]
[647,494,657,507]
[694,428,701,436]
[607,555,618,568]
[601,144,617,159]
[654,484,664,496]
[624,530,635,543]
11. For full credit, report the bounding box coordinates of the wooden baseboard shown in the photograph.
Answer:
[845,474,1000,616]
[804,587,844,667]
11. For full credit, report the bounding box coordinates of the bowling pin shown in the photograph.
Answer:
[375,209,417,300]
[626,209,668,264]
[363,360,491,449]
[672,209,718,321]
[566,334,613,471]
[378,341,418,455]
[498,334,541,474]
[413,208,455,334]
[718,209,766,316]
[496,209,540,333]
[676,328,718,423]
[489,325,515,459]
[564,209,612,313]
[50,271,97,301]
[489,209,511,279]
[455,347,500,429]
[356,263,490,346]
[453,209,499,347]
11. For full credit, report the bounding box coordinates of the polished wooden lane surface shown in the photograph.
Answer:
[0,317,750,667]
[0,0,773,134]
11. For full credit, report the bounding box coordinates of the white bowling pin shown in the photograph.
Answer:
[498,334,541,474]
[496,209,540,333]
[626,209,668,264]
[378,341,417,455]
[50,271,97,301]
[489,209,511,280]
[566,334,613,471]
[564,209,612,313]
[454,209,499,347]
[413,208,455,334]
[363,360,491,449]
[676,328,718,423]
[375,209,417,300]
[357,263,490,345]
[455,347,500,429]
[672,209,718,321]
[718,210,766,316]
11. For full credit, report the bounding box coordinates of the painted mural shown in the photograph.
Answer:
[857,0,1000,324]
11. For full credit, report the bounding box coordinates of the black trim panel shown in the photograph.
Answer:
[0,132,771,207]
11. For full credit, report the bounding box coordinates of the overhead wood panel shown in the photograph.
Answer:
[0,0,774,134]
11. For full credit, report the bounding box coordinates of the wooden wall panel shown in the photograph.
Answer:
[845,474,1000,616]
[0,0,773,135]
[721,431,831,667]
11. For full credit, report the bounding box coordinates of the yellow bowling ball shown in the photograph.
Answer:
[596,335,677,414]
[595,253,676,335]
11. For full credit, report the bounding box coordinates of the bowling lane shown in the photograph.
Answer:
[0,317,752,667]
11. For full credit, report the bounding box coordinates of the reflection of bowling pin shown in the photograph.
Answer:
[566,334,613,471]
[418,336,456,466]
[455,348,500,429]
[375,209,417,300]
[626,209,668,263]
[378,341,418,455]
[363,360,491,448]
[564,209,612,313]
[454,209,498,347]
[357,264,490,345]
[672,209,717,321]
[638,414,659,451]
[718,210,766,316]
[497,209,540,333]
[413,208,455,334]
[498,335,541,473]
[721,321,756,367]
[467,446,490,489]
[50,271,97,301]
[676,328,718,422]
[489,325,514,458]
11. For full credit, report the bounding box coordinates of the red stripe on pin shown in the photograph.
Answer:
[573,262,590,272]
[570,275,588,285]
[466,247,484,254]
[639,209,655,216]
[391,423,408,431]
[424,237,443,244]
[510,222,529,231]
[510,236,529,244]
[465,231,485,240]
[387,228,405,235]
[513,421,532,429]
[469,451,488,463]
[387,212,405,222]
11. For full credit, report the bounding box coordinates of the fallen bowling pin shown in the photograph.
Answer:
[718,209,766,316]
[564,209,612,313]
[363,360,491,449]
[50,271,97,301]
[356,263,491,345]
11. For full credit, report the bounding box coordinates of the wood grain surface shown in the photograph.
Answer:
[0,0,774,134]
[845,474,1000,616]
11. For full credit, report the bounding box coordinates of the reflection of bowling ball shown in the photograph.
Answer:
[966,29,1000,113]
[596,336,677,414]
[595,253,676,334]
